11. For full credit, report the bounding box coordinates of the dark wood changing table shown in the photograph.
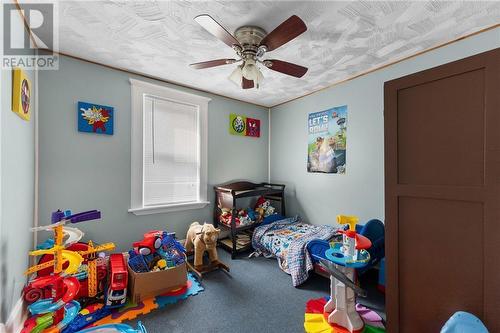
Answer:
[213,181,286,259]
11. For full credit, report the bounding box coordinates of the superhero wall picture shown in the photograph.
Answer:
[307,105,347,174]
[229,113,260,137]
[12,67,31,121]
[78,101,114,135]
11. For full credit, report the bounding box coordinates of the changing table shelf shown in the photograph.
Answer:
[214,181,286,259]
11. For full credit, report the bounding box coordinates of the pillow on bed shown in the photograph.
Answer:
[260,214,285,226]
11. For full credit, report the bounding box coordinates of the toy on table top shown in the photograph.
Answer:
[105,253,128,308]
[308,218,385,279]
[316,215,372,333]
[333,215,371,264]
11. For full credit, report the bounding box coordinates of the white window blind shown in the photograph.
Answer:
[143,95,200,206]
[129,79,209,215]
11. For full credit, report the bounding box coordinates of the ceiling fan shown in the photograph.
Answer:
[189,14,308,89]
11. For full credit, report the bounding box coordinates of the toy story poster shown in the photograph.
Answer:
[307,105,347,174]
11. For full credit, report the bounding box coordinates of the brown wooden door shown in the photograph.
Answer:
[384,48,500,332]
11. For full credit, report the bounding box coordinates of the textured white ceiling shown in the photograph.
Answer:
[35,1,500,106]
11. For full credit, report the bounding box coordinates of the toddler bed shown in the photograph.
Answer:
[251,216,337,286]
[251,216,385,287]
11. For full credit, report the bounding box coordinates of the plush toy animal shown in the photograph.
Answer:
[185,222,221,269]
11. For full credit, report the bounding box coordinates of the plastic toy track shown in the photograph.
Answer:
[23,287,44,303]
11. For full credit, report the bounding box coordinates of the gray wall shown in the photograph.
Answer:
[38,55,269,252]
[0,3,36,322]
[270,27,500,225]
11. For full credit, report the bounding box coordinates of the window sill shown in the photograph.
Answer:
[128,201,210,216]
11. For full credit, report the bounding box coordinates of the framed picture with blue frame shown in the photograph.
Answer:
[78,101,114,135]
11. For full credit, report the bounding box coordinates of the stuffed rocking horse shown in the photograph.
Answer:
[184,222,229,278]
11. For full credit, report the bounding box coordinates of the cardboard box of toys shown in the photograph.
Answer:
[127,230,188,303]
[128,261,187,303]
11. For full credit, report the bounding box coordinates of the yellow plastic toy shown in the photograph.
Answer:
[25,223,85,276]
[88,240,98,297]
[25,210,115,280]
[337,215,359,231]
[84,240,115,297]
[157,259,167,270]
[28,248,84,275]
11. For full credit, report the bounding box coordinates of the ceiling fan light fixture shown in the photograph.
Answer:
[241,59,259,81]
[228,65,243,86]
[254,68,264,89]
[191,15,308,90]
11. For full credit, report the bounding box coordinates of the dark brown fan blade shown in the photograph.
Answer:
[264,59,308,78]
[242,77,254,89]
[260,15,307,51]
[194,14,240,48]
[189,59,236,69]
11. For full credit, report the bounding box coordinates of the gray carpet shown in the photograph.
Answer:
[128,250,385,333]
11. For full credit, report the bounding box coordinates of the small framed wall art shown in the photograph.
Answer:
[78,101,114,135]
[229,113,260,138]
[12,67,31,121]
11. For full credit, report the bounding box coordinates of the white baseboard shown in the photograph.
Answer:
[4,298,26,333]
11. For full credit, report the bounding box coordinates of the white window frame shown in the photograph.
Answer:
[129,79,210,215]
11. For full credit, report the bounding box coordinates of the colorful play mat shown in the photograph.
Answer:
[22,273,203,332]
[304,297,385,333]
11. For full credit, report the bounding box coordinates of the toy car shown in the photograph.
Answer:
[133,230,162,256]
[105,253,128,308]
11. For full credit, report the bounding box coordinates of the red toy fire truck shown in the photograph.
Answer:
[105,253,128,308]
